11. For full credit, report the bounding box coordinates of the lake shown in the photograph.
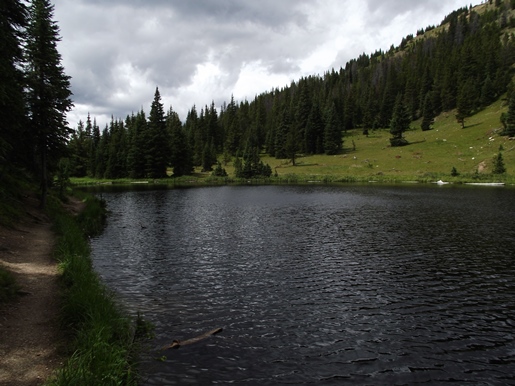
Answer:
[89,184,515,385]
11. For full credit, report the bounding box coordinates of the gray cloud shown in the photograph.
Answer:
[54,0,478,127]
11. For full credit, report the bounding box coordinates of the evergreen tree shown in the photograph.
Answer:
[275,106,291,159]
[237,143,272,178]
[324,102,342,155]
[146,87,169,178]
[502,92,515,136]
[167,108,193,177]
[184,106,201,165]
[0,0,27,169]
[492,151,506,174]
[480,75,496,107]
[305,97,325,154]
[389,94,410,147]
[94,126,109,178]
[25,0,73,208]
[126,110,147,178]
[233,156,243,178]
[224,95,241,155]
[294,78,312,154]
[456,80,475,128]
[201,139,217,172]
[105,118,127,178]
[421,92,435,131]
[68,120,88,177]
[212,162,228,177]
[85,114,99,177]
[207,101,222,151]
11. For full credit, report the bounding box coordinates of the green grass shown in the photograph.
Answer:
[45,193,141,386]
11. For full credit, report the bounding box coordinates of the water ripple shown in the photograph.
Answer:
[90,185,515,385]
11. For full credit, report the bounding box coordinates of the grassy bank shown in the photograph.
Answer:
[45,193,141,385]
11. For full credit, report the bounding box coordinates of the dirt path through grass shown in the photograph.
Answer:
[0,194,63,386]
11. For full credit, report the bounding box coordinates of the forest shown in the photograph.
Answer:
[3,0,515,195]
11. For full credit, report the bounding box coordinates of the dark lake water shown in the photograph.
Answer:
[89,184,515,385]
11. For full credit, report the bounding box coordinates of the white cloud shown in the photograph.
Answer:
[53,0,480,128]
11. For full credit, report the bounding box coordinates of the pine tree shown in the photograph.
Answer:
[85,114,98,177]
[146,87,169,178]
[324,102,342,155]
[212,162,228,177]
[421,92,435,131]
[201,140,217,172]
[389,94,410,147]
[126,110,147,178]
[233,156,243,178]
[168,108,193,177]
[25,0,73,208]
[105,118,127,178]
[492,151,506,174]
[0,0,27,168]
[95,126,109,178]
[305,98,325,154]
[224,95,241,155]
[184,106,200,165]
[275,106,291,159]
[68,120,88,177]
[456,80,475,129]
[503,92,515,137]
[480,75,496,107]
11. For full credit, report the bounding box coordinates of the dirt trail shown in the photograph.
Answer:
[0,195,64,386]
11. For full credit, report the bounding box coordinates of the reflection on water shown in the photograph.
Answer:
[90,185,515,385]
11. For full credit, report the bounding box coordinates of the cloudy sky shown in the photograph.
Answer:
[53,0,481,128]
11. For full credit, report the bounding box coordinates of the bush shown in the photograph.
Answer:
[389,137,409,147]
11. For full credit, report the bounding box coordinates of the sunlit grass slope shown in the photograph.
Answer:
[252,98,514,182]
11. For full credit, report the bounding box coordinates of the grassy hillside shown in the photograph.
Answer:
[253,98,514,183]
[205,97,511,184]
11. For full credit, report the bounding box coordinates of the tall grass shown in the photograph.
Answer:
[46,194,140,386]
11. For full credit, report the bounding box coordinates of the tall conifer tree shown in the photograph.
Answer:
[0,0,27,168]
[146,87,169,178]
[25,0,73,207]
[167,108,193,177]
[324,102,342,155]
[389,94,410,147]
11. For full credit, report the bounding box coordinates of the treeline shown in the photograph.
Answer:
[1,0,72,207]
[70,1,515,179]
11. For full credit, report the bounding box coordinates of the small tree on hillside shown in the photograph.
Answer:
[389,95,410,147]
[456,80,475,129]
[492,151,506,174]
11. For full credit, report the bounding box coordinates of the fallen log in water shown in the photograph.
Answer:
[162,327,223,350]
